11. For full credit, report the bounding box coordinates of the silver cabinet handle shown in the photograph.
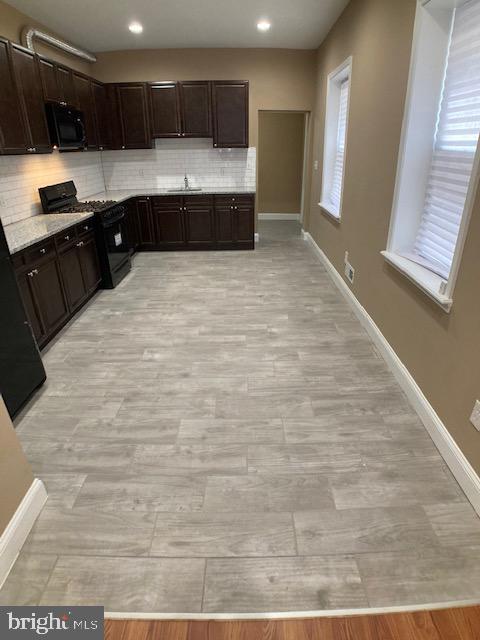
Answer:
[76,241,84,247]
[40,248,46,254]
[27,271,34,278]
[28,269,39,277]
[27,147,36,152]
[33,269,38,274]
[121,145,125,150]
[179,207,182,211]
[64,235,70,240]
[83,225,89,230]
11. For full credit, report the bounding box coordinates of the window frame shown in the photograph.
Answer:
[384,0,480,312]
[319,56,353,222]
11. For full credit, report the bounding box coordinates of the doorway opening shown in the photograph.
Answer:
[257,111,310,224]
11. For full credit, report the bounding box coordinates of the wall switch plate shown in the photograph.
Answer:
[470,400,480,431]
[344,251,349,265]
[314,160,319,171]
[345,262,355,284]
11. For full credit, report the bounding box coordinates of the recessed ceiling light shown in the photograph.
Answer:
[257,20,271,32]
[128,22,143,34]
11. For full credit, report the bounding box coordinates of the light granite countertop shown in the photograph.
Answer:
[87,187,256,204]
[5,212,95,255]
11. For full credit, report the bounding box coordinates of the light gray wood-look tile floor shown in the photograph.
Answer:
[2,221,480,612]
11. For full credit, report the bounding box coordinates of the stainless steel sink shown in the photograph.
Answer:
[166,187,202,193]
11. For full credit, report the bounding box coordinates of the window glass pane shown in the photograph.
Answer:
[328,79,350,212]
[414,0,480,278]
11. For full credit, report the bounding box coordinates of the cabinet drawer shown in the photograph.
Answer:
[152,196,182,208]
[184,195,213,207]
[215,194,254,206]
[77,219,95,236]
[55,227,77,249]
[24,239,56,264]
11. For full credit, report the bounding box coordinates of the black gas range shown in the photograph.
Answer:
[39,181,131,289]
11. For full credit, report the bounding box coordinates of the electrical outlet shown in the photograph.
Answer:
[314,160,319,171]
[344,251,349,265]
[470,400,480,431]
[345,261,355,284]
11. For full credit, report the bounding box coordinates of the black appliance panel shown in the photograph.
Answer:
[45,104,86,151]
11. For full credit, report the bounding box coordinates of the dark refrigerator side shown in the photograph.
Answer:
[0,220,46,418]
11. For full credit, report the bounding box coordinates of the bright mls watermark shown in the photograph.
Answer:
[0,607,103,639]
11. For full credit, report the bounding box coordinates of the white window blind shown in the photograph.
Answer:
[328,79,350,213]
[413,0,480,279]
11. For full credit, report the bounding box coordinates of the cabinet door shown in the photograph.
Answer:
[32,257,69,335]
[79,234,101,293]
[215,205,235,246]
[74,74,98,149]
[38,58,61,102]
[150,82,181,138]
[59,243,87,311]
[10,46,51,153]
[57,66,77,106]
[212,81,249,148]
[153,197,185,248]
[117,84,151,149]
[136,197,155,245]
[0,39,29,154]
[17,272,45,344]
[179,81,212,137]
[92,82,110,149]
[125,200,140,251]
[235,201,255,248]
[184,198,215,247]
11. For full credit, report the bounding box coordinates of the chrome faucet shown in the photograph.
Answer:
[184,173,189,190]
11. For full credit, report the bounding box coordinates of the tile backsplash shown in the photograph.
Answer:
[0,139,256,226]
[101,139,256,191]
[0,152,105,226]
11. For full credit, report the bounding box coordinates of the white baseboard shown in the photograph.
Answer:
[254,233,260,243]
[259,213,301,221]
[0,479,47,589]
[303,231,480,516]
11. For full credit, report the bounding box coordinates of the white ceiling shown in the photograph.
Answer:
[4,0,349,52]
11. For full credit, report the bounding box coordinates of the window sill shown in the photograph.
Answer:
[318,202,341,222]
[381,251,453,312]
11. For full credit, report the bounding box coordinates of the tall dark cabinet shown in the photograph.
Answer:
[179,81,212,137]
[111,83,152,149]
[149,82,181,137]
[0,38,29,154]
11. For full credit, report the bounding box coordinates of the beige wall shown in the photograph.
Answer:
[0,0,91,74]
[92,49,317,147]
[258,112,305,214]
[0,397,33,535]
[307,0,480,473]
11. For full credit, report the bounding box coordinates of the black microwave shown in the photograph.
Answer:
[45,103,86,151]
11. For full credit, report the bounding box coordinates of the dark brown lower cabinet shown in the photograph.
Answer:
[135,193,254,250]
[136,197,156,246]
[125,199,141,252]
[17,272,44,344]
[184,197,215,248]
[78,234,101,292]
[59,242,86,310]
[59,233,101,312]
[15,225,101,349]
[152,197,186,249]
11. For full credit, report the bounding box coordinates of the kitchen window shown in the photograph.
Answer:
[319,57,352,220]
[384,0,480,311]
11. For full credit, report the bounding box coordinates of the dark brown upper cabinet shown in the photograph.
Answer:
[112,83,152,149]
[73,74,98,149]
[38,57,61,103]
[178,81,212,138]
[149,82,181,137]
[57,66,78,106]
[10,45,52,154]
[212,81,249,148]
[38,57,78,107]
[0,38,30,154]
[92,81,110,149]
